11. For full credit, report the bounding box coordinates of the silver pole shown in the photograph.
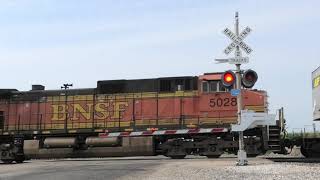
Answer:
[235,12,247,166]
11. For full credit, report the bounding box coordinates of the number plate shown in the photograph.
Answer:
[209,97,237,108]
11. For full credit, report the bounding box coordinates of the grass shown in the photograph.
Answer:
[286,132,320,140]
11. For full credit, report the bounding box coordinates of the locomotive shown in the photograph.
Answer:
[0,72,284,163]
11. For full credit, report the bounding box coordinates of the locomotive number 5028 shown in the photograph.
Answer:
[209,98,237,108]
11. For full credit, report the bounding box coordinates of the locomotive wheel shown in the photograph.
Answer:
[15,156,25,164]
[163,138,187,159]
[206,155,221,158]
[300,146,309,158]
[1,160,13,164]
[169,155,186,159]
[15,160,24,163]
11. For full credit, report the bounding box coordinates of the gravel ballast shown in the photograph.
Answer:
[1,156,320,180]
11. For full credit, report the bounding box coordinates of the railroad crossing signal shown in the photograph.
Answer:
[242,69,258,88]
[215,12,254,166]
[220,69,258,89]
[223,26,253,55]
[215,21,253,65]
[216,13,274,166]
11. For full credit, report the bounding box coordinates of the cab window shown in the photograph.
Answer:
[202,81,209,92]
[202,81,228,92]
[210,81,219,92]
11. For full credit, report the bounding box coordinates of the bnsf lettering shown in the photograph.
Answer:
[209,98,237,108]
[51,102,128,121]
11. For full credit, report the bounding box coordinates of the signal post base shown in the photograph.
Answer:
[237,150,248,166]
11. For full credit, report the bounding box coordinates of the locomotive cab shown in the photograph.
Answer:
[198,73,238,126]
[197,73,268,126]
[199,73,231,93]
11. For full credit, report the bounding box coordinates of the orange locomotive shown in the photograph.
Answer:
[0,72,281,163]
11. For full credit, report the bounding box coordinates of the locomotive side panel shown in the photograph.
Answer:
[181,96,199,127]
[140,98,157,121]
[242,90,267,112]
[0,102,8,131]
[0,89,267,134]
[199,92,238,125]
[0,90,267,133]
[2,92,201,132]
[6,103,16,131]
[198,90,266,125]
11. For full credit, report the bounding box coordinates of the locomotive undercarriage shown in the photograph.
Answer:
[0,125,283,163]
[158,127,269,159]
[0,135,25,164]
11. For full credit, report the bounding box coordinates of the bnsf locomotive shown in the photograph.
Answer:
[0,72,283,163]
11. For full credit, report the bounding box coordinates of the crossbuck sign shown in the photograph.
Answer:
[223,27,252,55]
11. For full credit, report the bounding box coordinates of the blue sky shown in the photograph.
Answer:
[0,0,319,131]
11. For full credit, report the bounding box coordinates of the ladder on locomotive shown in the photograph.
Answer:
[267,108,285,153]
[268,126,282,153]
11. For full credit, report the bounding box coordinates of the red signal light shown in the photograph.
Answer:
[224,73,234,83]
[242,69,258,88]
[221,70,236,88]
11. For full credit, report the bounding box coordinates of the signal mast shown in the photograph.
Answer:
[215,12,259,166]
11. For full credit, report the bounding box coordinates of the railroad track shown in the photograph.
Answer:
[264,157,320,163]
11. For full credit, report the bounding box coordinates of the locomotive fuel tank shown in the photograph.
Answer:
[85,137,120,147]
[24,136,154,159]
[43,137,77,148]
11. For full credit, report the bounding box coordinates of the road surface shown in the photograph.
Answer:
[1,156,320,180]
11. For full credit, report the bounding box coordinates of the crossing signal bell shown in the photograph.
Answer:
[242,69,258,88]
[221,70,236,89]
